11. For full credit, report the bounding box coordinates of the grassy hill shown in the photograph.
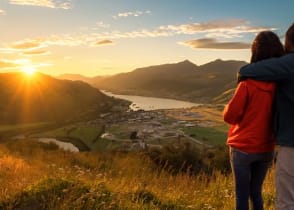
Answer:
[0,72,122,124]
[89,59,246,103]
[0,139,275,209]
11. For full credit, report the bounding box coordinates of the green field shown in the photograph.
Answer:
[183,124,229,145]
[32,123,105,151]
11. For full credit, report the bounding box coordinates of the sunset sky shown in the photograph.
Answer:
[0,0,293,76]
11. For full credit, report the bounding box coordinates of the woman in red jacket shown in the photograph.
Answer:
[223,31,284,210]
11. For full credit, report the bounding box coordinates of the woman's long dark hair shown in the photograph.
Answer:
[251,31,284,63]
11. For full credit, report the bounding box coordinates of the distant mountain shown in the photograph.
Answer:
[57,74,92,83]
[0,72,121,123]
[57,74,107,84]
[91,59,246,103]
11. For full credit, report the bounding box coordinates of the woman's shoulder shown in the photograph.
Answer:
[245,79,276,91]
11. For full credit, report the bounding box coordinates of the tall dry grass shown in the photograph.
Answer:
[0,139,275,209]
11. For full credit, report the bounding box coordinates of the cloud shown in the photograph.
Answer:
[0,59,19,69]
[159,19,275,38]
[22,49,50,55]
[11,40,45,50]
[96,21,110,28]
[94,40,114,46]
[9,0,72,9]
[0,9,7,15]
[90,19,273,40]
[0,40,49,56]
[11,58,53,69]
[180,38,251,50]
[2,19,271,52]
[63,56,72,60]
[113,10,151,19]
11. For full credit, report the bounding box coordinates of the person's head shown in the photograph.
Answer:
[285,22,294,53]
[250,31,284,63]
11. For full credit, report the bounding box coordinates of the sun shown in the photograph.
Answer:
[21,66,36,76]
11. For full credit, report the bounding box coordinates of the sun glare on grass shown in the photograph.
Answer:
[21,66,36,76]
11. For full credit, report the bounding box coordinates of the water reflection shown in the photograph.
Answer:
[102,91,199,111]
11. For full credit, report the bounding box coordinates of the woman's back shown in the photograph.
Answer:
[224,79,276,153]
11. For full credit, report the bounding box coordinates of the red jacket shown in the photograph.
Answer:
[223,79,276,153]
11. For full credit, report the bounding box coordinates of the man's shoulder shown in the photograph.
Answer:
[282,53,294,60]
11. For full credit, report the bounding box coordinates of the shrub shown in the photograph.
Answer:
[147,142,230,175]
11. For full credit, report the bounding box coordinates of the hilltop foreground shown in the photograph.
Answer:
[0,139,275,209]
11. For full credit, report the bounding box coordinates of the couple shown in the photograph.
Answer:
[224,22,294,210]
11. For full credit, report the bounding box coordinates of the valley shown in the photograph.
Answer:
[3,104,228,153]
[0,61,233,153]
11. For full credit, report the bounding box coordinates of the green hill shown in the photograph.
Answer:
[89,59,246,103]
[0,72,120,124]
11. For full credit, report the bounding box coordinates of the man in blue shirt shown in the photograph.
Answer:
[239,22,294,210]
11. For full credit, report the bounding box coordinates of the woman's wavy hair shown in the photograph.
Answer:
[251,31,284,63]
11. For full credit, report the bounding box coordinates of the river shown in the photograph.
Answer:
[102,90,199,111]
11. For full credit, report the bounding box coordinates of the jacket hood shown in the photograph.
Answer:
[246,79,276,92]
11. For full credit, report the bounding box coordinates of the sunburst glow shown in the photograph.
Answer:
[21,66,36,76]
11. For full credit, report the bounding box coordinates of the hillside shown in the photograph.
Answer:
[0,72,121,124]
[61,59,245,103]
[0,139,275,209]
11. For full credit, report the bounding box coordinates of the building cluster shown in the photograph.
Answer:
[98,108,211,151]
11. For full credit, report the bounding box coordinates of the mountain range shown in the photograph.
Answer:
[59,59,247,103]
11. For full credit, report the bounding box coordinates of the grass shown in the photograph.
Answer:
[0,138,275,209]
[164,105,230,146]
[0,122,53,136]
[93,138,122,151]
[182,125,229,145]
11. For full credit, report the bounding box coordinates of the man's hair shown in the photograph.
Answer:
[251,31,284,63]
[285,22,294,53]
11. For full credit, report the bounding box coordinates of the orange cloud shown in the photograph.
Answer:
[180,38,251,49]
[95,40,114,46]
[2,19,266,53]
[160,19,275,38]
[22,50,50,55]
[11,40,44,50]
[0,59,19,69]
[9,0,71,9]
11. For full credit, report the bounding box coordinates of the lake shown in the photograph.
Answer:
[102,91,199,111]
